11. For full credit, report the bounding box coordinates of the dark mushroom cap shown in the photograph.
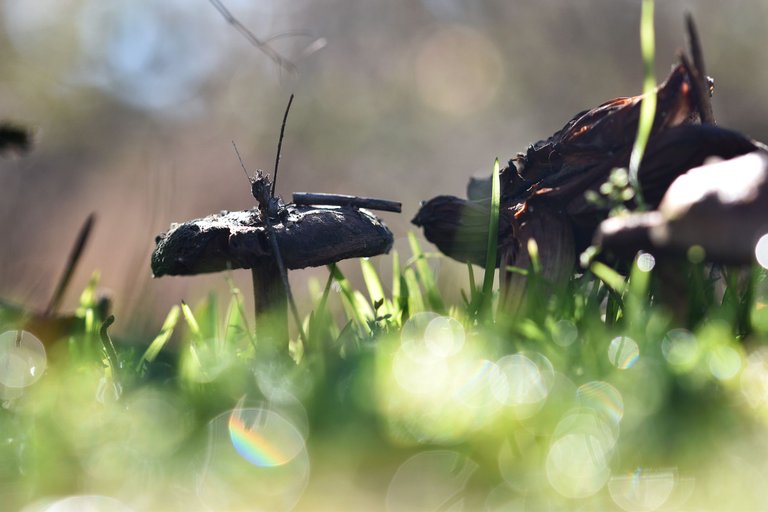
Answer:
[152,205,394,277]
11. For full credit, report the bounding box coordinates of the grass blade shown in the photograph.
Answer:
[99,315,121,387]
[224,273,256,350]
[391,250,402,314]
[591,261,627,296]
[478,158,501,317]
[329,264,374,331]
[403,267,424,315]
[407,232,445,312]
[137,305,180,371]
[361,258,390,316]
[628,0,656,209]
[180,301,202,341]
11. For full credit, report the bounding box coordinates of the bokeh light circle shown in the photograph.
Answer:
[493,354,550,406]
[636,252,656,273]
[577,381,624,426]
[498,439,550,494]
[228,407,306,467]
[485,483,528,511]
[741,347,768,409]
[198,406,310,512]
[451,358,505,412]
[662,329,699,368]
[707,345,742,381]
[755,233,768,269]
[386,450,477,512]
[546,432,611,499]
[554,409,619,451]
[43,495,133,512]
[0,330,46,388]
[552,319,578,347]
[608,469,676,512]
[608,336,640,369]
[392,344,451,396]
[400,312,441,361]
[424,316,465,357]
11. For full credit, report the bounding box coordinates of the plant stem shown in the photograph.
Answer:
[628,0,656,210]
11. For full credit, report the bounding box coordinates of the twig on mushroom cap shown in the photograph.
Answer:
[271,94,294,198]
[293,192,402,213]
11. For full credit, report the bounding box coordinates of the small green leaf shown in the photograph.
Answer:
[137,305,180,371]
[408,232,445,312]
[180,301,202,340]
[590,261,627,295]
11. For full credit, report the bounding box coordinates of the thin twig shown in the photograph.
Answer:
[684,13,716,124]
[272,94,295,198]
[292,192,402,213]
[208,0,295,73]
[232,141,251,182]
[45,213,95,315]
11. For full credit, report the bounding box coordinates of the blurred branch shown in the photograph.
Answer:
[0,122,32,156]
[208,0,296,73]
[45,213,96,315]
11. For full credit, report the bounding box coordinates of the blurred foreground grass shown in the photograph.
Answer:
[3,232,768,511]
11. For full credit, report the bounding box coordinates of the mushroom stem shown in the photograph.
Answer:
[251,261,287,349]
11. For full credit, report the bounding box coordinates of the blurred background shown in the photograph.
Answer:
[1,0,767,339]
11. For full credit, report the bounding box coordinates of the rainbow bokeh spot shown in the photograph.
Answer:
[227,407,303,467]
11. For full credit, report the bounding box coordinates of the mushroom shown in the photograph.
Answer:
[412,17,762,314]
[151,171,396,344]
[153,95,398,345]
